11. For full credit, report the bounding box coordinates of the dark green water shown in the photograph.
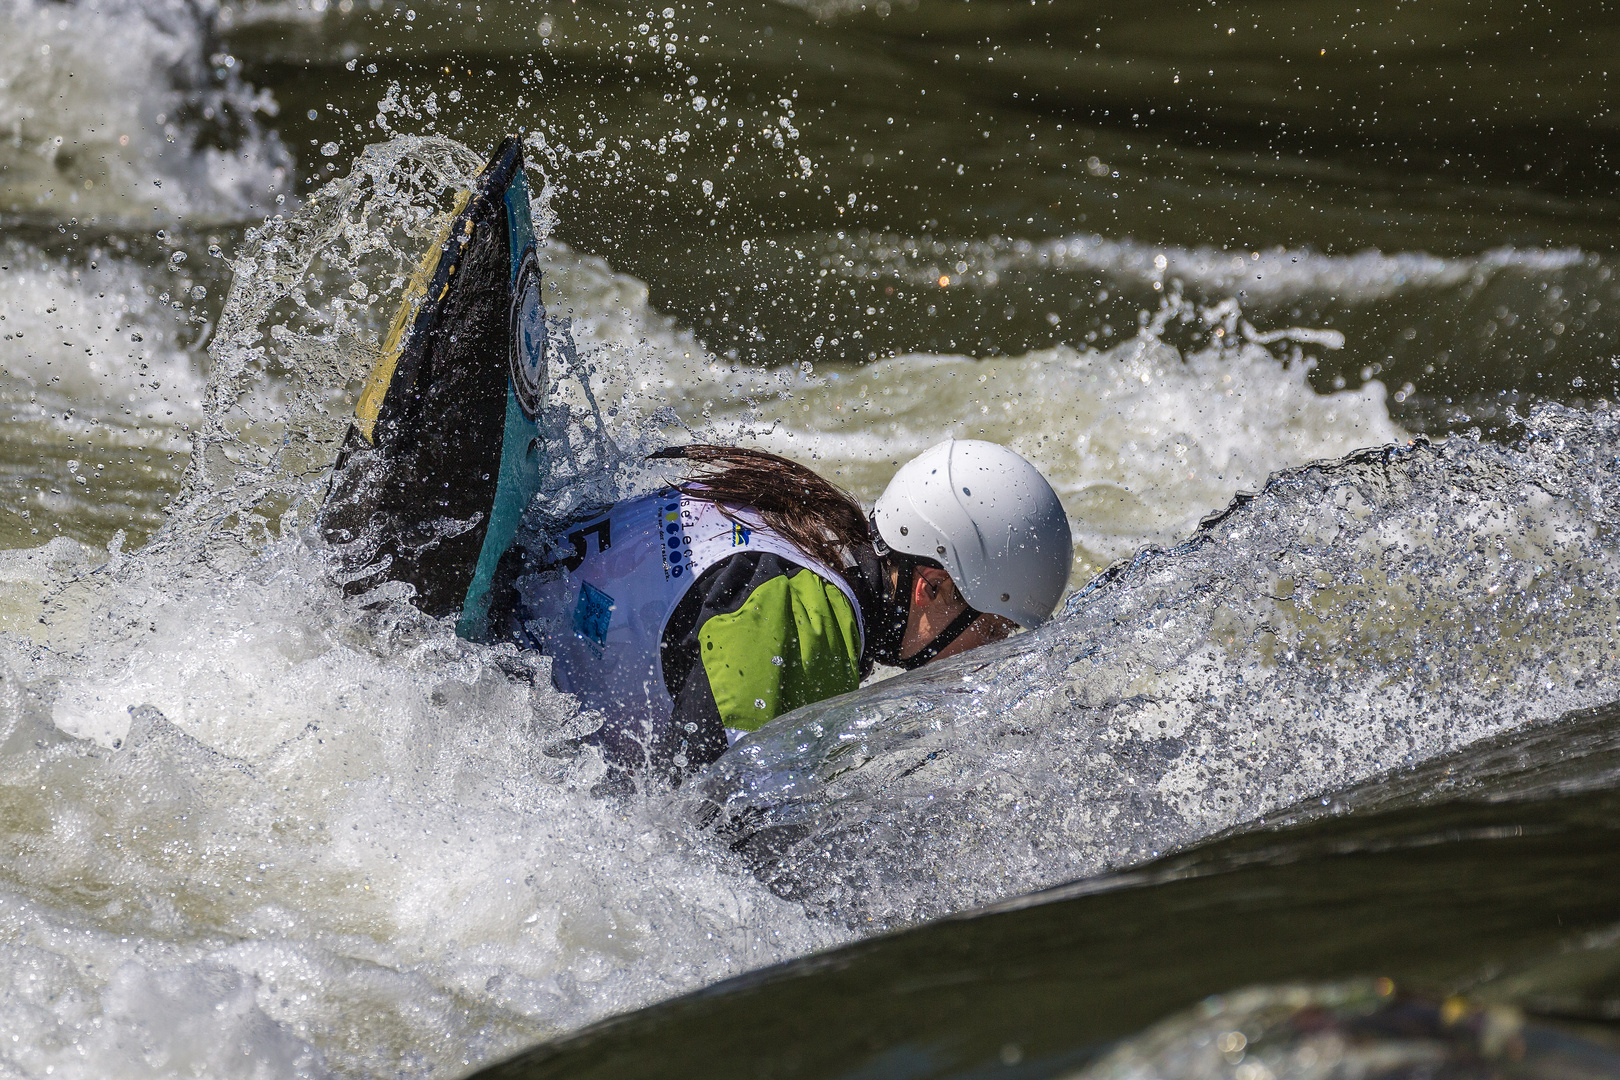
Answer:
[228,0,1620,429]
[477,704,1620,1079]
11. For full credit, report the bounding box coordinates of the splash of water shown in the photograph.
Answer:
[694,403,1620,927]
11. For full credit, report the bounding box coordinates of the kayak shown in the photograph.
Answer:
[320,136,547,638]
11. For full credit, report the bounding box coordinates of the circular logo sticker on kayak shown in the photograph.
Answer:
[509,249,547,419]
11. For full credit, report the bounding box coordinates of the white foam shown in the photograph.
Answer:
[0,0,290,224]
[0,537,845,1078]
[0,248,199,543]
[677,335,1402,579]
[822,230,1589,304]
[0,248,203,425]
[190,136,1410,589]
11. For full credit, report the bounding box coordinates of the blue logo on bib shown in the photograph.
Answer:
[573,581,614,647]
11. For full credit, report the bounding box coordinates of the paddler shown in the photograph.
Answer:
[482,438,1073,784]
[320,138,1074,784]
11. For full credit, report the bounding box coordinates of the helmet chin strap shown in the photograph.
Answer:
[893,604,981,670]
[860,511,980,671]
[860,552,917,669]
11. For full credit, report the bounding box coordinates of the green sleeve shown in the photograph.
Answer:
[696,568,862,732]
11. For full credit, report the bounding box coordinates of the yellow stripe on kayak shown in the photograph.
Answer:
[355,188,473,444]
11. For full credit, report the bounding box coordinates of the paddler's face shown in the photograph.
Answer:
[897,564,1017,664]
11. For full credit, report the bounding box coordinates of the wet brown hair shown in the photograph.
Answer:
[649,444,873,573]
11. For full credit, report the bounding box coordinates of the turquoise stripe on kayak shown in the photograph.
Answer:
[458,385,543,638]
[458,167,545,639]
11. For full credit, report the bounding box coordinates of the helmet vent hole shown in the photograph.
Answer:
[898,526,908,536]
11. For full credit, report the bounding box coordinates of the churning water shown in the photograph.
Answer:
[3,0,1620,1076]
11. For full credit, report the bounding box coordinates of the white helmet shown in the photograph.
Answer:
[872,438,1073,629]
